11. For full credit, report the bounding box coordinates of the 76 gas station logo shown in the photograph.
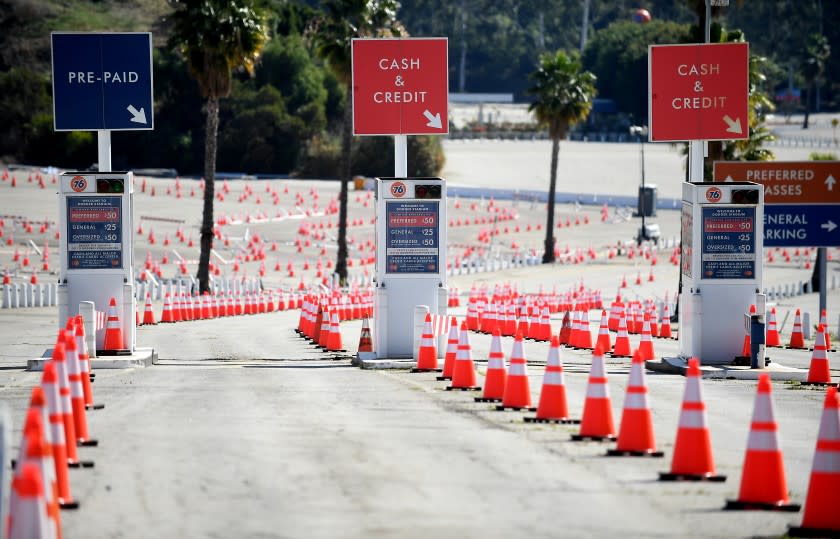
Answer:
[390,181,407,198]
[70,175,88,192]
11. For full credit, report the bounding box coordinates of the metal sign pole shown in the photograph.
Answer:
[395,135,408,177]
[97,130,112,171]
[819,247,827,314]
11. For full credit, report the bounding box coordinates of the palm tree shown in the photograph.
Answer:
[527,50,596,264]
[310,0,401,285]
[801,33,830,130]
[169,0,269,294]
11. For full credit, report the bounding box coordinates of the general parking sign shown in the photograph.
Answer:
[51,32,154,131]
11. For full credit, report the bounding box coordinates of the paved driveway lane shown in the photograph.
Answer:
[57,358,693,539]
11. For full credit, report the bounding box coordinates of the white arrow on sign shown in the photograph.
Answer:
[723,115,742,134]
[821,220,837,232]
[127,105,147,124]
[724,175,734,182]
[825,174,836,191]
[423,110,442,129]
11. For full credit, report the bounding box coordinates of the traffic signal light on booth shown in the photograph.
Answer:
[414,184,441,199]
[731,189,759,204]
[97,177,125,194]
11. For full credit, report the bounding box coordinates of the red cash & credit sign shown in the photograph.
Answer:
[352,38,448,136]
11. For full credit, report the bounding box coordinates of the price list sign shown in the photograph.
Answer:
[386,201,439,274]
[701,206,755,279]
[66,196,123,269]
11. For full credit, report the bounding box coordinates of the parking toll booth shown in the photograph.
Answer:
[375,177,447,358]
[58,172,135,353]
[679,182,763,365]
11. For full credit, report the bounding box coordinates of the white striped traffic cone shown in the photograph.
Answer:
[476,328,506,403]
[102,297,125,351]
[7,463,51,539]
[607,349,663,457]
[572,346,616,442]
[659,358,726,481]
[789,386,840,537]
[725,374,800,511]
[525,336,576,424]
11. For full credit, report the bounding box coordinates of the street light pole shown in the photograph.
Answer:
[630,124,648,245]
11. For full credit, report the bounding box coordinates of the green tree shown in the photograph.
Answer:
[721,51,776,162]
[527,50,596,264]
[255,33,328,132]
[218,83,306,173]
[0,68,52,160]
[169,0,269,294]
[582,20,690,120]
[309,0,401,284]
[801,33,830,129]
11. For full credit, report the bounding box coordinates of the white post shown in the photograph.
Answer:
[394,135,408,177]
[688,140,705,182]
[97,130,112,171]
[79,301,96,358]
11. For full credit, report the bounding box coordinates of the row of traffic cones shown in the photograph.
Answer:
[7,315,104,538]
[144,290,306,325]
[295,297,352,354]
[421,323,839,533]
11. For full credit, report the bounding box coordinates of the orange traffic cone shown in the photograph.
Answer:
[611,311,632,358]
[567,310,581,348]
[803,326,832,385]
[317,307,331,349]
[475,328,506,403]
[637,313,656,361]
[49,342,77,465]
[572,346,616,441]
[356,318,375,359]
[765,307,781,347]
[142,294,156,325]
[557,311,572,346]
[788,387,840,537]
[447,322,481,391]
[498,333,534,411]
[17,411,62,537]
[437,318,459,381]
[38,363,78,509]
[74,316,102,411]
[607,350,663,457]
[659,358,726,482]
[525,336,577,424]
[538,306,551,341]
[576,309,594,350]
[7,463,51,539]
[788,309,806,349]
[659,303,673,339]
[412,313,439,372]
[724,374,800,511]
[595,310,612,353]
[325,311,345,352]
[102,297,125,352]
[63,331,97,447]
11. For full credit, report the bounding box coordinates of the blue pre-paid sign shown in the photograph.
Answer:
[51,32,153,131]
